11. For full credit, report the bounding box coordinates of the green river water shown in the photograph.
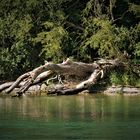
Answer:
[0,94,140,140]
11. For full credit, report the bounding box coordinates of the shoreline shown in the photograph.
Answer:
[0,84,140,97]
[104,85,140,95]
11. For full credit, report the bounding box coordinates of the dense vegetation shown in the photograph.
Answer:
[0,0,140,86]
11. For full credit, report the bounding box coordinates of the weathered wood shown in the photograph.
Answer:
[5,73,30,93]
[0,82,14,92]
[16,70,54,94]
[0,58,123,96]
[47,69,105,95]
[76,69,102,89]
[0,71,53,93]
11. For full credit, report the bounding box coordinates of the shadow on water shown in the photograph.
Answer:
[0,94,140,139]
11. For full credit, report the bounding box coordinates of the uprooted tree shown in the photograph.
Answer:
[0,57,139,97]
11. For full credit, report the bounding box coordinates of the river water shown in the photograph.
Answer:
[0,94,140,140]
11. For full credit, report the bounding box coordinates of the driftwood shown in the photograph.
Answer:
[0,58,122,96]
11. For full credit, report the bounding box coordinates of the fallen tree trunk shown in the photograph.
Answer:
[0,58,123,96]
[0,82,14,92]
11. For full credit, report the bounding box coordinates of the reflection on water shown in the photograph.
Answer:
[1,95,140,121]
[0,94,140,140]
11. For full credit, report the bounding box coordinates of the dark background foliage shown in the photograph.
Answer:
[0,0,139,82]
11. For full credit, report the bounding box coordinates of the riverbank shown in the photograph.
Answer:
[0,84,140,96]
[104,86,140,95]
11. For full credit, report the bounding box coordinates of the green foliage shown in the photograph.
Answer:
[134,42,140,57]
[0,0,139,82]
[132,23,140,59]
[129,3,140,18]
[0,0,70,80]
[78,0,140,61]
[110,72,123,85]
[0,42,29,79]
[136,79,140,87]
[109,70,139,86]
[34,21,68,62]
[80,18,132,60]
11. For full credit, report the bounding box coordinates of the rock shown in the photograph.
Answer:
[104,86,140,94]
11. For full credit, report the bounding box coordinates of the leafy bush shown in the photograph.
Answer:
[34,21,68,62]
[109,71,139,86]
